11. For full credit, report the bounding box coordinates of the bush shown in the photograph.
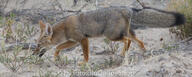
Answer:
[168,0,192,39]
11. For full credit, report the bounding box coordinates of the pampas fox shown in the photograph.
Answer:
[33,6,185,65]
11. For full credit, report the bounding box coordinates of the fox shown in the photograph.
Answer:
[32,6,185,65]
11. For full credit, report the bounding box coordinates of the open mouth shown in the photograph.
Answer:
[38,48,47,57]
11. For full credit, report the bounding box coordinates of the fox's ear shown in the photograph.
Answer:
[39,20,46,32]
[45,23,53,37]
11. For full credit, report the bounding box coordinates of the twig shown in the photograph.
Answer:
[179,37,192,43]
[136,0,145,8]
[134,67,143,76]
[64,3,88,14]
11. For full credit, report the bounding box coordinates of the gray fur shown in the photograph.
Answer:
[76,7,133,40]
[132,8,176,28]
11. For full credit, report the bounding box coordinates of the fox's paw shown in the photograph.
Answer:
[142,48,147,53]
[78,61,87,66]
[120,53,126,58]
[54,56,61,61]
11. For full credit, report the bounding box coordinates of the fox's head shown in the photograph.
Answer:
[36,20,53,48]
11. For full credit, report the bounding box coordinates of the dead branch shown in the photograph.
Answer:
[136,0,145,8]
[2,43,37,52]
[76,3,88,14]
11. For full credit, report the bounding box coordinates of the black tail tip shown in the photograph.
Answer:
[172,13,185,26]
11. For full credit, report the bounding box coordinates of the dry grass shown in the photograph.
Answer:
[103,38,119,54]
[0,14,40,72]
[0,41,25,72]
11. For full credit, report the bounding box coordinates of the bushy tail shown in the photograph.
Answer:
[131,7,185,28]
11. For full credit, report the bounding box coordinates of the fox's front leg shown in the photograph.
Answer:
[78,38,89,65]
[54,41,77,61]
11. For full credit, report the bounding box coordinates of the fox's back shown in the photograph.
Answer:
[76,7,132,39]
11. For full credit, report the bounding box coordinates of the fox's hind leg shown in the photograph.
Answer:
[129,35,146,54]
[54,41,77,61]
[126,29,146,55]
[120,37,131,57]
[109,37,131,57]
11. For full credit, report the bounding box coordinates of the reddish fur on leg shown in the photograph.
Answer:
[80,38,89,63]
[54,41,77,60]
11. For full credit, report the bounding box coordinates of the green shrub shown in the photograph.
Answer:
[168,0,192,39]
